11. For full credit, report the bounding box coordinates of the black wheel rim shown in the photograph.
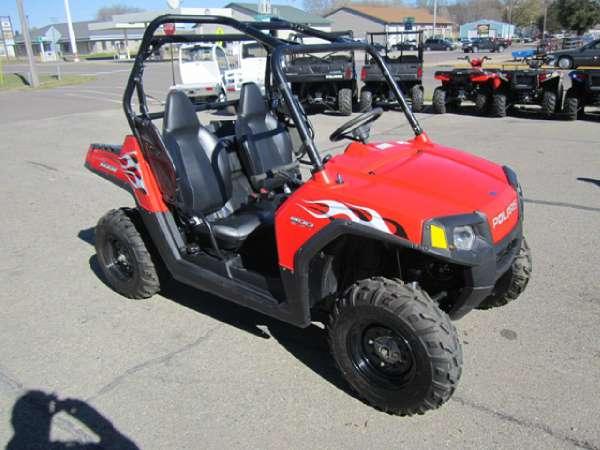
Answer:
[347,321,416,390]
[104,235,136,282]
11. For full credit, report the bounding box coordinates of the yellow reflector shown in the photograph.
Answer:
[430,224,448,249]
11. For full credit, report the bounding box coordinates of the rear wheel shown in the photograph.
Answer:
[432,87,447,114]
[410,85,424,112]
[95,208,161,299]
[329,278,462,416]
[359,88,373,112]
[338,88,353,116]
[564,92,579,120]
[541,90,557,117]
[478,238,532,309]
[474,92,489,113]
[491,93,507,117]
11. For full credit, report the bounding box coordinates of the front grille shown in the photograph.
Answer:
[514,75,536,88]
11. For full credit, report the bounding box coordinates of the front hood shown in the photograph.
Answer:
[315,138,519,244]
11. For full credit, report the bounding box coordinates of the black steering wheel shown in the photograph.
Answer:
[329,108,384,142]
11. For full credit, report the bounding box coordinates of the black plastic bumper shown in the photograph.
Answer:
[448,221,523,319]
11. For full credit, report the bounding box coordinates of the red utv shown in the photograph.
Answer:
[432,56,500,114]
[85,15,531,416]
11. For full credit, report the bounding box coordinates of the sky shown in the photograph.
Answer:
[2,0,302,29]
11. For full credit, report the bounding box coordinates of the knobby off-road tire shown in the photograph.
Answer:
[474,92,488,113]
[478,237,532,310]
[410,85,424,112]
[564,93,579,121]
[95,208,162,299]
[359,89,373,112]
[432,87,447,114]
[541,90,557,117]
[338,88,353,116]
[491,93,507,117]
[329,277,462,416]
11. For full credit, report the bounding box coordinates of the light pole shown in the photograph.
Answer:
[64,0,79,61]
[15,0,39,87]
[432,0,438,38]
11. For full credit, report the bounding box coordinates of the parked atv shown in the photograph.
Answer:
[284,31,357,115]
[360,31,424,112]
[489,59,563,117]
[432,56,499,114]
[85,15,531,417]
[562,68,600,120]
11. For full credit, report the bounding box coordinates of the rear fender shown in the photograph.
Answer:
[84,135,168,213]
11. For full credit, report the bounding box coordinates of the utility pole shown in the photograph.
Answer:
[64,0,79,61]
[16,0,39,87]
[432,0,438,38]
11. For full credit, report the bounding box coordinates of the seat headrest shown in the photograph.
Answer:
[239,82,267,117]
[164,90,200,133]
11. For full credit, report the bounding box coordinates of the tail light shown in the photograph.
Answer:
[417,66,423,78]
[434,73,450,82]
[206,87,213,92]
[361,66,367,81]
[570,72,588,82]
[344,66,353,79]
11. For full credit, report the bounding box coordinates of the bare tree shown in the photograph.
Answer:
[96,4,145,21]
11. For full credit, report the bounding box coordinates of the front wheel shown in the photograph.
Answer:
[329,278,462,416]
[432,87,447,114]
[478,237,532,309]
[557,56,573,69]
[474,92,489,113]
[95,208,162,299]
[338,88,353,116]
[410,85,424,112]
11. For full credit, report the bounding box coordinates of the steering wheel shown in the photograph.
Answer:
[329,108,383,142]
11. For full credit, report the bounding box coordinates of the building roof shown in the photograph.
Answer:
[460,19,514,28]
[15,20,143,44]
[326,5,453,25]
[226,2,331,25]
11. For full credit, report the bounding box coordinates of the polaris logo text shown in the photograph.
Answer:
[492,200,518,228]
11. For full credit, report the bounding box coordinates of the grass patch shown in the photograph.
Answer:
[0,73,96,91]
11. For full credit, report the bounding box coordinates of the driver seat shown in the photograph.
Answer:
[162,90,267,249]
[235,82,300,191]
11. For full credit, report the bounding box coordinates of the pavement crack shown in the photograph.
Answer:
[524,198,600,213]
[88,325,222,401]
[453,396,599,450]
[26,160,59,172]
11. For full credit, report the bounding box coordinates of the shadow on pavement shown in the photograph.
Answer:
[78,227,353,400]
[6,390,139,450]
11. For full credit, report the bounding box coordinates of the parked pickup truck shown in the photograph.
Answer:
[360,30,424,112]
[284,31,357,115]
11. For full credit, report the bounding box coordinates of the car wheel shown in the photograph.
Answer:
[426,46,431,51]
[498,45,505,52]
[359,88,373,112]
[432,87,447,114]
[410,85,424,112]
[478,238,532,309]
[95,208,162,299]
[338,88,353,116]
[472,46,479,53]
[329,277,462,416]
[557,56,573,69]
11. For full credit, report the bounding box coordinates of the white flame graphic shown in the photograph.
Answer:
[299,200,390,234]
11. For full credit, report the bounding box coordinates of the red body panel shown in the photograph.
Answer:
[85,135,168,213]
[276,135,518,271]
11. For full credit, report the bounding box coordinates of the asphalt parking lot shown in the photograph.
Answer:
[1,58,599,449]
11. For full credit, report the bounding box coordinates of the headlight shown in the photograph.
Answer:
[453,226,475,250]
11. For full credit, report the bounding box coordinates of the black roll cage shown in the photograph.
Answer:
[365,30,424,63]
[124,14,423,174]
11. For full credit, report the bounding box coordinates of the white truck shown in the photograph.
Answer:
[223,42,267,100]
[171,44,231,104]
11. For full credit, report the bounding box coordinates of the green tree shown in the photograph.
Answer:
[554,0,600,34]
[511,0,542,27]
